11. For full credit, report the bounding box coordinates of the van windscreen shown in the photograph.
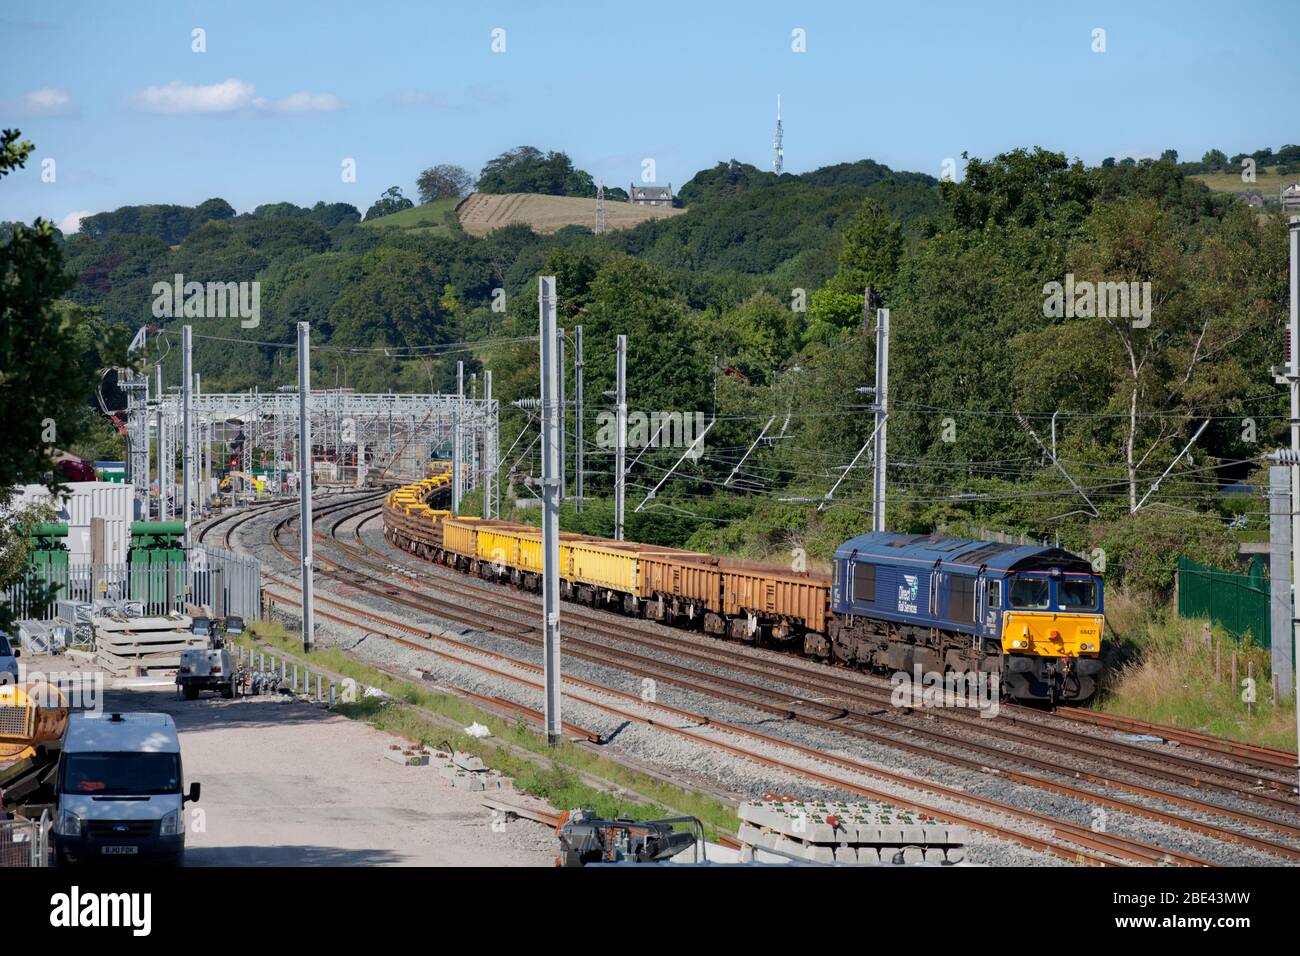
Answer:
[63,753,180,795]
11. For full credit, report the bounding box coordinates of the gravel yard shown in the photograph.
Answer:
[94,679,557,867]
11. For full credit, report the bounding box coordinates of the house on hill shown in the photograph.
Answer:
[628,184,674,207]
[1241,190,1265,208]
[1282,182,1300,211]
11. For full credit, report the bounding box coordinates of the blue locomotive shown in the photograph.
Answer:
[819,532,1104,703]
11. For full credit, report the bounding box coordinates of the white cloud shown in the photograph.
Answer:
[130,78,344,114]
[8,87,79,116]
[132,78,256,113]
[58,210,92,234]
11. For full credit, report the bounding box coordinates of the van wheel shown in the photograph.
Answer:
[182,685,199,700]
[221,683,234,699]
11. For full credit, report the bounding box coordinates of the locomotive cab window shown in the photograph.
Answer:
[949,574,977,622]
[1008,575,1050,610]
[1057,577,1097,611]
[987,580,1001,609]
[852,562,876,603]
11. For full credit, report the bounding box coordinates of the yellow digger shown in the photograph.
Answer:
[219,471,266,495]
[0,682,70,815]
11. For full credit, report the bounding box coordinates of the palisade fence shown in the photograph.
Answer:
[1176,555,1270,649]
[0,545,260,623]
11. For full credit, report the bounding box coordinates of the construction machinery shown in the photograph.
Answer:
[0,682,70,817]
[219,471,266,495]
[555,810,705,866]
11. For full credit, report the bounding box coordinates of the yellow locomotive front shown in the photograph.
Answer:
[997,570,1104,703]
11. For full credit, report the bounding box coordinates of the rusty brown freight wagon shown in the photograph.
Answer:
[640,553,828,643]
[386,507,449,558]
[721,559,830,642]
[639,551,722,625]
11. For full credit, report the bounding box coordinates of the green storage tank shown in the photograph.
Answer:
[27,522,69,577]
[129,521,186,605]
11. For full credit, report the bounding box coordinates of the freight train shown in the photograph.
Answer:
[383,466,1104,704]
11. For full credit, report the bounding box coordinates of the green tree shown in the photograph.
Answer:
[417,164,473,203]
[1201,148,1228,168]
[365,186,414,220]
[826,198,904,301]
[476,146,595,197]
[723,291,803,384]
[0,129,130,624]
[941,148,1096,232]
[805,287,868,341]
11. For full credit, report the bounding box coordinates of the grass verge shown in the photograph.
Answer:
[237,620,741,841]
[1097,592,1296,752]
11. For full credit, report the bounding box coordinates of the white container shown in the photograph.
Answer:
[5,481,133,563]
[59,482,133,564]
[2,484,54,515]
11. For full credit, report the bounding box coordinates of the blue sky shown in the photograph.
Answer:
[3,0,1297,231]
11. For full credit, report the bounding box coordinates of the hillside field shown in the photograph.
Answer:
[364,191,683,236]
[361,195,463,233]
[1190,168,1298,195]
[458,192,683,236]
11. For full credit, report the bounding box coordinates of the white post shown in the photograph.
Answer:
[614,334,627,541]
[538,277,563,745]
[156,365,167,520]
[1269,467,1292,698]
[1289,216,1300,780]
[142,371,152,514]
[574,326,584,514]
[484,370,494,518]
[182,325,193,548]
[558,327,567,502]
[297,322,315,653]
[453,361,463,514]
[872,308,890,533]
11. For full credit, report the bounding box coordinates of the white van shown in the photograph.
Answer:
[53,712,200,866]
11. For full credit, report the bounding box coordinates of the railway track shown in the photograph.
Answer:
[361,499,1300,777]
[202,492,1300,865]
[346,507,1300,809]
[318,503,1300,860]
[206,497,1142,863]
[194,494,610,743]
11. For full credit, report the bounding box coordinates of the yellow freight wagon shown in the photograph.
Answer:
[564,540,646,598]
[441,516,486,562]
[475,523,552,582]
[476,525,524,571]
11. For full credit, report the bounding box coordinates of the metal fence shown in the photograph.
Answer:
[0,548,260,624]
[1177,554,1270,648]
[0,811,51,867]
[194,545,262,620]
